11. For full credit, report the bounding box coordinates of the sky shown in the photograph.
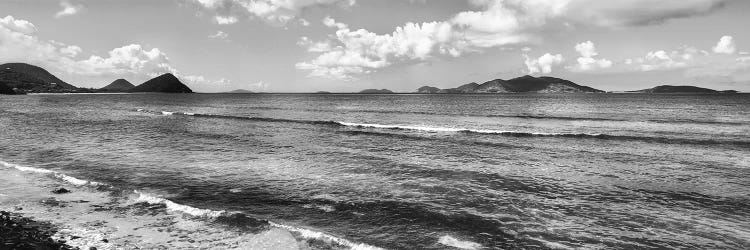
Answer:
[1,0,749,93]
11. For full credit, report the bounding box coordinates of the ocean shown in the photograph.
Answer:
[0,93,748,249]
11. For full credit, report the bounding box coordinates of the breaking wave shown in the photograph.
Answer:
[2,159,383,250]
[132,191,227,218]
[1,161,103,186]
[134,109,750,147]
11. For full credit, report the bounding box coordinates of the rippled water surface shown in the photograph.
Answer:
[1,93,749,249]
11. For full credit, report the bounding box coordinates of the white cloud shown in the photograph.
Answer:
[619,38,750,84]
[624,46,702,72]
[297,37,332,52]
[298,18,310,26]
[0,15,225,88]
[55,0,83,18]
[209,30,229,39]
[72,44,177,77]
[298,0,726,80]
[0,16,37,34]
[639,50,687,71]
[524,53,564,74]
[712,35,736,54]
[187,0,356,25]
[296,18,458,80]
[574,41,598,58]
[182,75,232,86]
[562,0,726,27]
[214,15,238,25]
[568,41,613,72]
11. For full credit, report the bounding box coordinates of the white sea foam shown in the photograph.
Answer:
[303,204,336,212]
[1,161,102,186]
[3,160,380,250]
[337,121,605,137]
[131,191,382,249]
[10,164,55,174]
[268,222,384,250]
[57,174,91,186]
[133,191,226,218]
[161,111,174,115]
[338,122,468,133]
[438,235,483,250]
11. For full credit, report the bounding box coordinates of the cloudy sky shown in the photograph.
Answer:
[1,0,749,92]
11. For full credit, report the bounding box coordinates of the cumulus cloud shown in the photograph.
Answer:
[625,45,706,72]
[0,16,37,34]
[712,35,736,54]
[567,41,613,72]
[296,17,459,80]
[638,50,689,71]
[619,36,749,84]
[55,0,83,18]
[0,15,225,88]
[186,0,356,25]
[297,0,726,80]
[524,53,564,74]
[71,44,177,77]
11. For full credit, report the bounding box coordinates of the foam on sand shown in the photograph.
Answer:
[1,160,382,250]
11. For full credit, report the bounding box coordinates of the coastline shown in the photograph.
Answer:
[1,211,74,250]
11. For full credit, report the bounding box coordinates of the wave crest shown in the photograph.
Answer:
[133,191,227,218]
[132,109,749,147]
[1,161,103,186]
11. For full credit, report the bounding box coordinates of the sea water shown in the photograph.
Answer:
[0,93,748,249]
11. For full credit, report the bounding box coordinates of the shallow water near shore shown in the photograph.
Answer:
[1,93,749,249]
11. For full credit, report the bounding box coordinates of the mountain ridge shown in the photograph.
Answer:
[417,75,604,93]
[359,89,395,94]
[129,73,193,93]
[100,79,135,91]
[628,85,737,93]
[0,63,79,93]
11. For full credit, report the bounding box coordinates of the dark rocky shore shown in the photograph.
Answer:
[1,211,74,250]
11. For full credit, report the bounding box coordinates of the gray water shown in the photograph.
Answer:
[1,93,749,249]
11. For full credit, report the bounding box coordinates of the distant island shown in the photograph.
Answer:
[128,73,193,93]
[0,62,193,94]
[100,79,135,92]
[417,75,604,93]
[628,85,738,94]
[1,63,81,94]
[0,62,743,95]
[225,89,254,94]
[359,89,395,94]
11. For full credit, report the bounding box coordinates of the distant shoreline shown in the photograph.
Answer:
[16,92,749,95]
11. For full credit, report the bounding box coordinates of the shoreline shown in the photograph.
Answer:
[1,210,75,250]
